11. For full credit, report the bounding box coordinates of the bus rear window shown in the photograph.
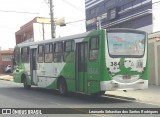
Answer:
[107,31,145,58]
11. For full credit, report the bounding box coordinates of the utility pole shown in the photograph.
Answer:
[49,0,55,38]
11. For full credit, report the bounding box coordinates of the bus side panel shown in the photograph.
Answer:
[46,79,57,90]
[99,30,112,81]
[87,29,112,94]
[66,79,76,92]
[59,54,76,92]
[13,68,31,85]
[87,81,100,94]
[45,51,76,91]
[87,61,101,94]
[87,30,105,94]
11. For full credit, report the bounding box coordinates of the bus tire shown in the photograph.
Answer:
[58,79,67,96]
[23,76,31,89]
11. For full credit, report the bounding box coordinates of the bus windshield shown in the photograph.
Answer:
[107,31,145,57]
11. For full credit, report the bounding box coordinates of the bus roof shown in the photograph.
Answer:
[15,30,94,48]
[15,28,146,48]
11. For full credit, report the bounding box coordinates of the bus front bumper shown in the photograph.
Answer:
[100,79,148,91]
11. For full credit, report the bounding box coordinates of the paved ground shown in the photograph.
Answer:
[0,80,160,117]
[0,74,13,81]
[106,85,160,106]
[0,74,160,106]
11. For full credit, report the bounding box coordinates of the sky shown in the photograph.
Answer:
[0,0,86,50]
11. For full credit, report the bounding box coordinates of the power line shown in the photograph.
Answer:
[59,19,85,27]
[65,19,85,24]
[0,10,39,15]
[153,0,160,4]
[42,0,85,14]
[60,0,84,13]
[43,0,50,7]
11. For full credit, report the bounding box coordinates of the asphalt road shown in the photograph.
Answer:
[0,80,159,117]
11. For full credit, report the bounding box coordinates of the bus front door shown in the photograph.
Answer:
[30,48,38,85]
[76,42,88,93]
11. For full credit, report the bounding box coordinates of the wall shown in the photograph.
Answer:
[85,0,152,31]
[33,23,51,41]
[152,0,160,32]
[148,31,160,85]
[0,54,3,73]
[157,46,160,85]
[15,17,52,45]
[148,42,156,85]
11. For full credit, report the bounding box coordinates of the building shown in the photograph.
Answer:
[15,17,66,45]
[85,0,160,86]
[85,0,160,33]
[15,17,52,44]
[148,32,160,86]
[0,49,14,73]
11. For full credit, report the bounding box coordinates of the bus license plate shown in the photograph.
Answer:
[123,76,131,80]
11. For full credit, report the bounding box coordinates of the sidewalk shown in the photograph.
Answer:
[0,74,13,81]
[106,85,160,106]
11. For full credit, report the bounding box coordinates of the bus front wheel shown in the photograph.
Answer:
[58,79,67,96]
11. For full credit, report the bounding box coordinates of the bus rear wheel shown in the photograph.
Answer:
[23,77,31,89]
[58,79,67,96]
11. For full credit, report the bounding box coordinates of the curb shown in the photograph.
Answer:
[104,94,136,101]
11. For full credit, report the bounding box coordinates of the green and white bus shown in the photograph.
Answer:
[13,28,148,95]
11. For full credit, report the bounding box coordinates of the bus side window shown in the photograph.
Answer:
[64,40,75,62]
[14,47,20,65]
[89,36,99,61]
[38,45,44,63]
[21,47,29,63]
[45,43,53,63]
[54,42,63,62]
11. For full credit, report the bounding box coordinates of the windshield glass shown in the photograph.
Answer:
[107,31,145,57]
